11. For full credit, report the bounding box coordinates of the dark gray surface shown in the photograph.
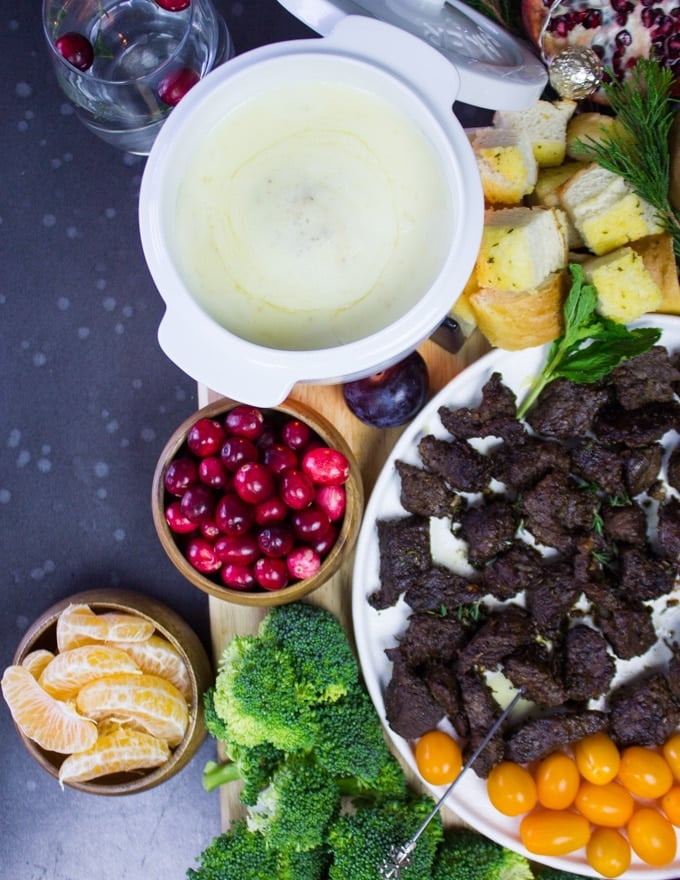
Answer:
[0,2,313,877]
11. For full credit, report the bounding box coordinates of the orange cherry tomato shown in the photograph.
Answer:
[618,746,673,799]
[574,780,634,827]
[486,761,538,816]
[534,752,580,810]
[574,732,620,785]
[586,827,631,878]
[661,784,680,827]
[627,807,677,867]
[519,808,591,856]
[414,729,462,786]
[663,733,680,782]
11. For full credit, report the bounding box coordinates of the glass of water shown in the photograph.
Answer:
[42,0,233,154]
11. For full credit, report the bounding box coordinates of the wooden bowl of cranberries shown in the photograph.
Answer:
[152,398,364,606]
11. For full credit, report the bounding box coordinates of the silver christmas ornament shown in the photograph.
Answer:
[548,45,603,100]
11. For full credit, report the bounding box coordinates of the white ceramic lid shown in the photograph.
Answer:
[277,0,547,109]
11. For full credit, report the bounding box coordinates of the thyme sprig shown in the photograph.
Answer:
[574,58,680,258]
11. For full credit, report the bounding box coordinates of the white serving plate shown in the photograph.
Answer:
[352,315,680,878]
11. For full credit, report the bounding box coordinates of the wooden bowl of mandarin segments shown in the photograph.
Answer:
[152,398,364,607]
[10,588,212,795]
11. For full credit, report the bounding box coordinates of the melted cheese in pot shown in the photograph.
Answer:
[173,80,454,350]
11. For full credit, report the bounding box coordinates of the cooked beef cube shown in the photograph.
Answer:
[418,435,492,493]
[395,611,472,668]
[479,541,546,601]
[370,515,432,610]
[617,545,676,601]
[593,401,680,448]
[395,461,464,519]
[585,581,657,660]
[667,446,680,493]
[525,377,611,439]
[491,435,570,491]
[569,440,628,498]
[521,471,597,553]
[623,443,664,496]
[437,372,526,443]
[563,624,615,702]
[458,668,505,777]
[609,671,680,747]
[504,710,609,764]
[503,644,567,707]
[525,560,581,637]
[609,347,680,410]
[459,498,517,568]
[404,565,487,612]
[601,504,647,546]
[572,534,609,592]
[456,606,532,674]
[422,663,469,738]
[657,495,680,561]
[383,651,443,739]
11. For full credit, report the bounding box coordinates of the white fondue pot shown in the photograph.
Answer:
[139,13,546,406]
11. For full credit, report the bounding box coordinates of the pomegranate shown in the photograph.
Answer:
[521,0,680,102]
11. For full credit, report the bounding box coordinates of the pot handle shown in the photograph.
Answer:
[158,312,297,407]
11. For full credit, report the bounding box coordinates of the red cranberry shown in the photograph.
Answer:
[311,523,338,557]
[291,505,330,541]
[302,447,350,486]
[254,556,289,590]
[220,563,256,590]
[262,443,298,475]
[200,519,221,540]
[281,419,311,450]
[165,500,199,534]
[158,67,199,106]
[198,455,229,489]
[233,461,275,505]
[215,493,255,535]
[214,534,259,567]
[164,457,198,496]
[254,496,288,526]
[279,468,315,510]
[187,417,226,457]
[180,484,216,524]
[155,0,190,9]
[186,536,221,573]
[287,546,321,580]
[221,436,258,471]
[315,484,346,521]
[257,525,295,558]
[225,405,265,440]
[55,32,94,71]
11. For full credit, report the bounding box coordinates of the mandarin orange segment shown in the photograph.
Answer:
[1,665,98,754]
[57,604,155,651]
[21,649,55,679]
[58,724,171,785]
[111,635,192,702]
[76,672,189,747]
[38,644,141,700]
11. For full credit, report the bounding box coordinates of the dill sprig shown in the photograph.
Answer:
[574,58,680,258]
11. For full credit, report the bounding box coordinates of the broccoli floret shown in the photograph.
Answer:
[246,756,341,852]
[432,826,533,880]
[212,633,317,752]
[327,795,444,880]
[315,681,407,798]
[186,819,328,880]
[258,602,358,702]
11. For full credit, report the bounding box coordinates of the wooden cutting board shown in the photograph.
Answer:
[200,331,491,830]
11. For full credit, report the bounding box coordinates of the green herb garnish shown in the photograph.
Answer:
[574,58,680,258]
[516,264,662,419]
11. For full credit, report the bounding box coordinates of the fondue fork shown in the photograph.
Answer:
[379,688,525,880]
